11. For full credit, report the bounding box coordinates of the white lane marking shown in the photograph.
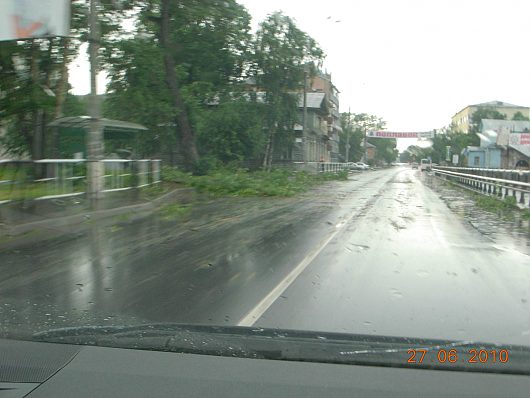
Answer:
[238,205,367,327]
[238,170,401,327]
[237,230,340,326]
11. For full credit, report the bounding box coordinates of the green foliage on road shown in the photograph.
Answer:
[473,194,518,212]
[439,179,530,221]
[466,190,530,221]
[160,203,193,221]
[161,166,347,197]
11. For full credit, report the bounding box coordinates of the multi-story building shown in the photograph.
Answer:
[308,71,341,162]
[293,92,330,162]
[452,101,530,134]
[243,69,342,163]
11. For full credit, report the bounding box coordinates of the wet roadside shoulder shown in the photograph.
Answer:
[424,174,530,256]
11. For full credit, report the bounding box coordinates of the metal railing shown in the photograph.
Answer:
[433,166,530,208]
[289,161,352,174]
[0,159,162,204]
[434,166,530,182]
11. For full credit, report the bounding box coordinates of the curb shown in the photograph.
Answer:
[0,187,196,238]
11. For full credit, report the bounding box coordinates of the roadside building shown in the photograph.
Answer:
[293,92,330,162]
[463,119,530,168]
[307,71,341,162]
[233,89,332,163]
[365,141,376,162]
[243,68,342,164]
[452,101,530,134]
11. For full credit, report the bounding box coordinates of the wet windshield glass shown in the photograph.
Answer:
[1,0,530,373]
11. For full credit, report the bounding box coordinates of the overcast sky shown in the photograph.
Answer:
[70,0,530,149]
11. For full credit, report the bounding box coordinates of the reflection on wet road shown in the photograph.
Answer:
[1,167,529,346]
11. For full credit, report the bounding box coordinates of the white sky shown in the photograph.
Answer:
[70,0,530,150]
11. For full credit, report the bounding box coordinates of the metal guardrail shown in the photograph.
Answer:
[433,167,530,208]
[0,159,162,204]
[434,166,530,181]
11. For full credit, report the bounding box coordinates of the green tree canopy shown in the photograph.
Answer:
[253,11,324,169]
[512,111,529,121]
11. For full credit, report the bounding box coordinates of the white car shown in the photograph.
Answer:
[349,162,365,171]
[355,162,370,170]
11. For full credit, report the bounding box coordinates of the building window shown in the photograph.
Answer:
[473,156,480,166]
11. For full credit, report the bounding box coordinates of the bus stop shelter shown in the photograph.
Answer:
[48,116,149,158]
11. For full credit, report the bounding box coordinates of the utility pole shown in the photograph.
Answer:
[302,65,309,162]
[363,125,367,163]
[345,107,351,162]
[87,0,104,210]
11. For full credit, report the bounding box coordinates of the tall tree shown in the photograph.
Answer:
[253,12,324,170]
[341,113,390,163]
[512,111,529,121]
[160,0,199,169]
[469,107,505,135]
[105,0,253,170]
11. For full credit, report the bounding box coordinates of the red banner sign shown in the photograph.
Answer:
[367,131,434,139]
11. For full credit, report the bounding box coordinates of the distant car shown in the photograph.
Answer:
[420,158,432,171]
[354,162,370,170]
[411,162,418,169]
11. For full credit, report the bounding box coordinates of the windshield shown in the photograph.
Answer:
[1,0,530,376]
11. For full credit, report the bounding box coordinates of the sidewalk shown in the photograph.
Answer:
[0,186,195,241]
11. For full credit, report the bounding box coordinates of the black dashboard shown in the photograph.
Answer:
[1,338,530,398]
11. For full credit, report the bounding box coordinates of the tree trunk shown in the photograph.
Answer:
[268,131,274,171]
[262,128,275,172]
[262,130,271,169]
[52,37,70,157]
[160,0,199,170]
[30,40,45,178]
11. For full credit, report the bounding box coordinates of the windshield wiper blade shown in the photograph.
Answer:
[33,324,530,375]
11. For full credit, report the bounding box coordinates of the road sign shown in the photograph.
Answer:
[0,0,70,41]
[367,131,435,139]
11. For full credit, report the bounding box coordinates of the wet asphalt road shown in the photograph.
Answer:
[1,167,529,346]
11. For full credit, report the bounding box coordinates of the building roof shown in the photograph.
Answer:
[48,116,148,132]
[512,144,530,158]
[472,100,528,108]
[453,101,530,118]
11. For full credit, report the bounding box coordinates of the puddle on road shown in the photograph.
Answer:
[425,176,530,255]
